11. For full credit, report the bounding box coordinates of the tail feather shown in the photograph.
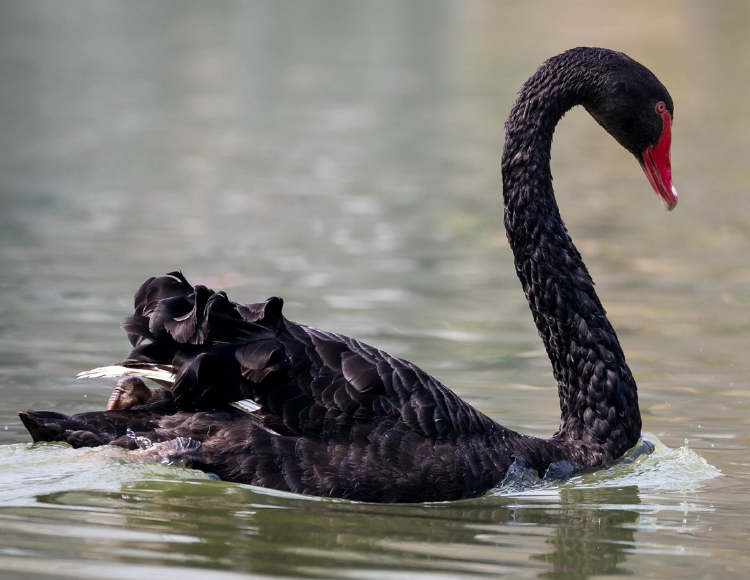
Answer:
[19,410,115,447]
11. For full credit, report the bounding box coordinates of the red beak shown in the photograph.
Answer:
[640,109,677,211]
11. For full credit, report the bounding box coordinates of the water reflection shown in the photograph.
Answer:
[18,478,641,579]
[532,487,640,580]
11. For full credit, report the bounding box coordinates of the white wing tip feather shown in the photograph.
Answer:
[230,399,261,415]
[78,367,261,415]
[77,365,176,384]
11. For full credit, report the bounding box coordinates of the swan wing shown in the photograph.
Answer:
[109,272,496,440]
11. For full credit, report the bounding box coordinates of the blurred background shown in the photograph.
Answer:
[1,2,750,578]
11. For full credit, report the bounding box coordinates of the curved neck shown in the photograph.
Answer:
[501,50,641,462]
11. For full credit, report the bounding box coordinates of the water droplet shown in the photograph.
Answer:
[125,427,152,449]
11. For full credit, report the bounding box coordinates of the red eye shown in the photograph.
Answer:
[655,102,666,114]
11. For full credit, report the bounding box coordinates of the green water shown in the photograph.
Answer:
[2,1,750,578]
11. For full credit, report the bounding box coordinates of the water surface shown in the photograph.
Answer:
[2,1,750,579]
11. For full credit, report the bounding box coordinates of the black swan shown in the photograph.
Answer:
[19,47,677,503]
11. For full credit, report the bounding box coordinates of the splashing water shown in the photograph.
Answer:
[489,434,721,498]
[572,434,722,492]
[0,442,210,507]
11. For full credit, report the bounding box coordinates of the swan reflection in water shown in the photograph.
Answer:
[33,479,642,579]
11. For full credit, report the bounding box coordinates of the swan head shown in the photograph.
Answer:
[583,53,677,211]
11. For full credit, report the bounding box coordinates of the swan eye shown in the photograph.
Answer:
[655,101,666,114]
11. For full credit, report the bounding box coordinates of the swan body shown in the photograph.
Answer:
[19,47,676,503]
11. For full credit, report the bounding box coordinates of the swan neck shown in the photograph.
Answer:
[501,50,641,462]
